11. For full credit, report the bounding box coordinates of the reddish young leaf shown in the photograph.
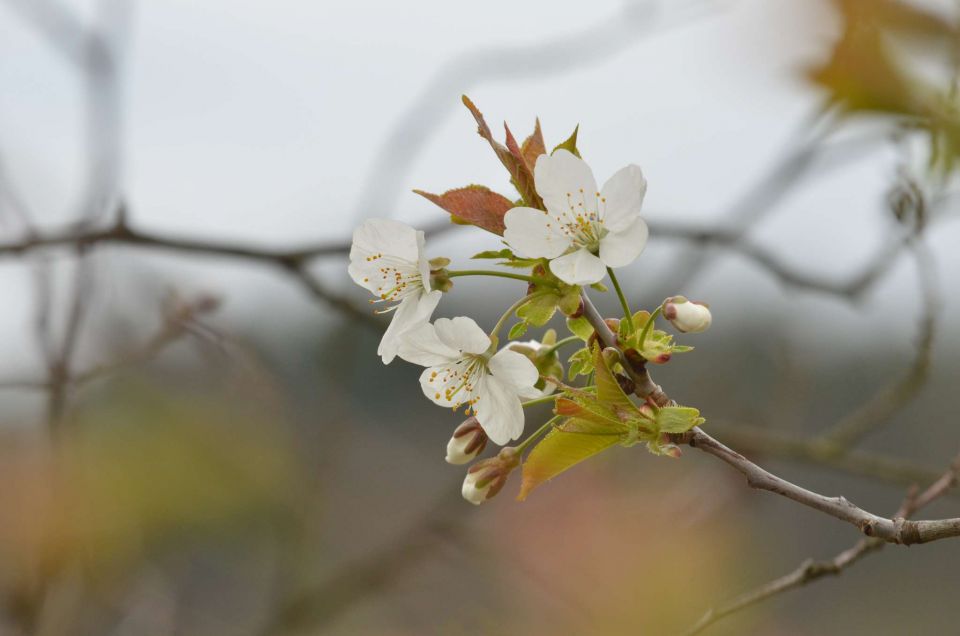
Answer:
[414,185,514,235]
[504,123,541,209]
[461,96,544,210]
[520,118,546,168]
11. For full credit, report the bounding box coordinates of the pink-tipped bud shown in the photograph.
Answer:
[461,447,520,505]
[663,296,712,334]
[446,417,488,465]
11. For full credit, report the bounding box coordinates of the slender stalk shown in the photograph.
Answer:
[542,335,581,357]
[636,305,663,350]
[606,267,633,332]
[515,415,561,453]
[521,394,558,409]
[489,291,553,343]
[448,269,557,288]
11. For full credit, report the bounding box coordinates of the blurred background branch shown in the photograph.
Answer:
[0,0,958,634]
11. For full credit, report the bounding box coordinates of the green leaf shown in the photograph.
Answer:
[499,257,545,269]
[562,395,630,434]
[472,248,515,260]
[591,344,636,411]
[508,321,528,340]
[517,293,561,327]
[414,185,514,235]
[518,428,619,500]
[566,316,594,341]
[590,282,608,292]
[558,286,582,316]
[567,348,593,379]
[655,406,705,434]
[552,125,581,158]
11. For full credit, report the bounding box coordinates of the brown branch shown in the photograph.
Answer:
[579,291,960,544]
[685,451,960,635]
[679,427,960,545]
[707,421,951,494]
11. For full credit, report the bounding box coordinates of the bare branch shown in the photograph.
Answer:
[579,291,960,543]
[680,427,960,545]
[707,421,951,494]
[685,451,960,635]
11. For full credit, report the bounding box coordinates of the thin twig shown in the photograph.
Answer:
[579,292,960,544]
[685,451,960,635]
[707,421,950,494]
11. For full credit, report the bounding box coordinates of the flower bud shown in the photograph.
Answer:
[662,296,712,334]
[461,447,520,505]
[508,331,563,395]
[445,417,488,465]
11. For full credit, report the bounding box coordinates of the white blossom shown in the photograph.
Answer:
[399,317,540,445]
[348,218,442,364]
[503,150,649,285]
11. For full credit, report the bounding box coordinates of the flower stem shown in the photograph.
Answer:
[636,305,663,351]
[489,290,553,344]
[606,267,633,333]
[448,269,557,288]
[521,394,557,409]
[542,335,581,357]
[515,415,561,454]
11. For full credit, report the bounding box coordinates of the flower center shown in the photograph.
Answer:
[427,355,488,414]
[550,189,608,252]
[364,252,424,309]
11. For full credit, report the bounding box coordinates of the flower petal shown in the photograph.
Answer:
[349,218,420,265]
[475,374,525,445]
[415,229,432,292]
[600,164,647,232]
[598,217,649,269]
[503,207,573,259]
[548,247,606,285]
[534,150,598,221]
[488,348,540,399]
[434,316,491,355]
[378,293,437,364]
[397,318,460,367]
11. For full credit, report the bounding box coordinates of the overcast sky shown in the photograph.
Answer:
[0,0,957,383]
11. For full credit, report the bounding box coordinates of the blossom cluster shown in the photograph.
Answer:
[348,101,712,504]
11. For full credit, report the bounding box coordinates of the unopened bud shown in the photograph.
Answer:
[509,333,563,394]
[662,296,712,334]
[461,447,520,505]
[446,417,487,465]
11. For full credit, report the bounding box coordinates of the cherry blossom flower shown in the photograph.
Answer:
[503,149,649,285]
[399,317,540,445]
[348,218,442,364]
